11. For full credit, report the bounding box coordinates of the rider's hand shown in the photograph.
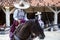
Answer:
[17,20,21,24]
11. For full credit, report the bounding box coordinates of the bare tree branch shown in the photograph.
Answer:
[2,8,6,14]
[57,10,60,13]
[10,8,16,14]
[47,6,55,13]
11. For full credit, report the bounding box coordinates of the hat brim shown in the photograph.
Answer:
[14,2,30,9]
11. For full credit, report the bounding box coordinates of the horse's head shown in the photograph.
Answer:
[30,20,45,39]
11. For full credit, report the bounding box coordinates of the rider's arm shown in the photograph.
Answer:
[13,9,18,21]
[24,13,28,21]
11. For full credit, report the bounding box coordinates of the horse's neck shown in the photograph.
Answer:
[29,19,35,21]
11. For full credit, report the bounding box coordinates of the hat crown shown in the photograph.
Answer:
[19,3,24,7]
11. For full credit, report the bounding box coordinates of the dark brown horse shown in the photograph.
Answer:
[13,20,45,40]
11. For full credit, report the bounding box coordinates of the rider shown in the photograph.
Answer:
[10,8,25,40]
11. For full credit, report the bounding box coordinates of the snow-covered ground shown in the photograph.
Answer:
[44,31,60,40]
[0,30,60,40]
[33,30,60,40]
[0,33,10,40]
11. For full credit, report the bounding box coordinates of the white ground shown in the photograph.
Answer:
[0,30,60,40]
[0,34,10,40]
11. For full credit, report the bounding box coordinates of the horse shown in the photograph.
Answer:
[13,19,45,40]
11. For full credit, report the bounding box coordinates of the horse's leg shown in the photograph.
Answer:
[39,27,45,39]
[39,31,45,39]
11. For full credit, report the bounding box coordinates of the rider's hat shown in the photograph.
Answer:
[14,1,30,9]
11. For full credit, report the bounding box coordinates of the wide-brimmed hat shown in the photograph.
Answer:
[14,1,30,9]
[35,11,41,15]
